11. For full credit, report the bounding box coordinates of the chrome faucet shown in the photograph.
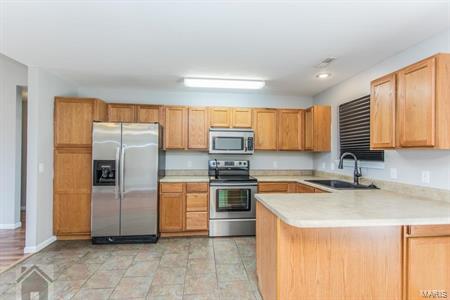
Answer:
[338,152,362,185]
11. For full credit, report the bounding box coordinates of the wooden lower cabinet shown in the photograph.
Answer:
[258,182,325,193]
[256,202,402,300]
[160,193,185,232]
[296,183,315,193]
[405,225,450,300]
[53,147,92,238]
[256,206,450,300]
[160,182,209,236]
[54,193,91,236]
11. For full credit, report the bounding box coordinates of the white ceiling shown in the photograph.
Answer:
[1,1,449,96]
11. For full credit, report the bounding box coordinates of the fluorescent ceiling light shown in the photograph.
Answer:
[316,72,331,79]
[184,78,265,89]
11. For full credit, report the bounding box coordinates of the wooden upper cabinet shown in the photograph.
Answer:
[398,57,436,147]
[253,109,278,150]
[165,106,188,149]
[54,97,97,147]
[370,74,396,149]
[231,108,252,128]
[278,109,304,150]
[304,105,331,152]
[93,99,108,122]
[136,105,162,123]
[304,108,313,151]
[209,107,231,127]
[107,104,136,122]
[188,107,208,149]
[370,53,450,149]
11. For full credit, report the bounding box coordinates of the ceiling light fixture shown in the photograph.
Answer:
[184,78,265,89]
[316,72,331,79]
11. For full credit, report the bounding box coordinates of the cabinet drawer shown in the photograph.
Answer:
[160,183,184,193]
[408,224,450,237]
[186,182,209,193]
[185,212,208,231]
[186,193,208,212]
[258,182,290,193]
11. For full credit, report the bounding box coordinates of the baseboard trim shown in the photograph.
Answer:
[24,236,57,253]
[0,222,22,229]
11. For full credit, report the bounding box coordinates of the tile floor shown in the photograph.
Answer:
[0,237,261,300]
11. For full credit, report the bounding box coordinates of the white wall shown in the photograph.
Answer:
[78,87,315,170]
[0,54,27,228]
[313,29,450,190]
[165,151,314,170]
[25,67,78,252]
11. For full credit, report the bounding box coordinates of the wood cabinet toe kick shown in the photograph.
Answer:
[256,202,450,300]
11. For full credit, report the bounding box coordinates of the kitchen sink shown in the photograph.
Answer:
[305,179,378,190]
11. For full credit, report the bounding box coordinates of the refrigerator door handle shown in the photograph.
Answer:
[120,144,126,200]
[115,146,120,199]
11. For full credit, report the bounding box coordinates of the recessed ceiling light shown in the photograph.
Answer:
[316,72,331,79]
[184,78,265,89]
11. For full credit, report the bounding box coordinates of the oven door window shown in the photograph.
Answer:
[213,137,244,151]
[216,189,251,212]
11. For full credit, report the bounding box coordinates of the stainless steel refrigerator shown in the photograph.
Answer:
[91,122,165,244]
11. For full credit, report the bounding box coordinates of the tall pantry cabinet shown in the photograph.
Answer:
[53,97,107,239]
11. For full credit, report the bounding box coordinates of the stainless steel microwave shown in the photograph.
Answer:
[209,128,254,154]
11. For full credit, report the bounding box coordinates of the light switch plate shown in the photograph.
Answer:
[390,168,398,179]
[421,170,430,184]
[38,163,44,174]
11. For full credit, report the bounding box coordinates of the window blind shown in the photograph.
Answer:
[339,95,384,161]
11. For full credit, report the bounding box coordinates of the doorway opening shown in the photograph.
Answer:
[0,86,28,273]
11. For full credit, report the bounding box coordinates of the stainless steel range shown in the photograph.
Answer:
[208,160,257,237]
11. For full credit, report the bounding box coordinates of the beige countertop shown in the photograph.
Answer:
[255,185,450,228]
[160,174,450,228]
[160,175,210,183]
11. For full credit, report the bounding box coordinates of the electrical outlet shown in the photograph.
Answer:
[330,162,335,171]
[187,160,192,168]
[38,163,44,174]
[421,170,430,184]
[322,162,326,169]
[390,168,398,179]
[273,161,278,169]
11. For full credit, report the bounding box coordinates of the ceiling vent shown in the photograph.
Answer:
[315,57,336,69]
